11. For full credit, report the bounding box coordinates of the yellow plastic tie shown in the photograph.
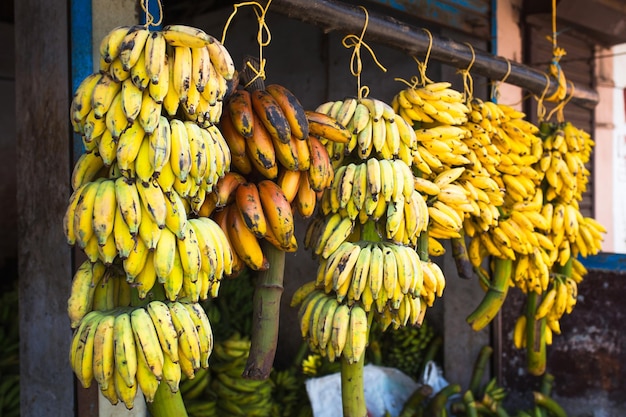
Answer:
[456,42,476,102]
[547,80,575,123]
[222,0,272,86]
[141,0,163,28]
[535,73,551,122]
[341,6,387,99]
[490,58,511,103]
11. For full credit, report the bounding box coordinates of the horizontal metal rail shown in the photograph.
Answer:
[270,0,599,109]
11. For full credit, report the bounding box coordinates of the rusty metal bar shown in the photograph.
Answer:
[270,0,599,109]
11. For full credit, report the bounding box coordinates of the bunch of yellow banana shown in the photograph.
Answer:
[208,178,300,274]
[70,111,231,207]
[467,201,555,295]
[291,286,369,365]
[209,333,275,416]
[64,173,233,301]
[392,81,469,128]
[461,101,540,226]
[312,241,427,307]
[535,122,603,265]
[460,103,554,296]
[313,96,418,166]
[534,274,578,330]
[313,158,428,245]
[392,85,503,256]
[295,93,448,361]
[71,24,235,142]
[69,300,213,408]
[539,122,593,204]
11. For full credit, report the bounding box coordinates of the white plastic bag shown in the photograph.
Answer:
[305,365,418,417]
[420,360,449,395]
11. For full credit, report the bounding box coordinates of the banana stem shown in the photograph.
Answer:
[525,292,546,376]
[462,390,479,417]
[399,385,433,417]
[533,392,567,417]
[451,232,474,280]
[540,373,555,396]
[243,241,285,379]
[426,383,462,416]
[554,256,573,278]
[341,352,367,417]
[466,258,512,331]
[417,230,429,262]
[362,218,380,242]
[147,380,189,417]
[468,345,493,395]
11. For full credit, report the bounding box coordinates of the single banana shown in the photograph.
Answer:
[119,26,150,71]
[183,302,214,368]
[71,311,102,388]
[99,26,132,64]
[136,179,167,229]
[205,37,235,80]
[171,45,193,102]
[227,204,268,271]
[168,301,202,369]
[71,151,105,192]
[113,311,138,388]
[251,89,291,144]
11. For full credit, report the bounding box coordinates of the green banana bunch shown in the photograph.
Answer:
[378,319,435,380]
[207,333,275,417]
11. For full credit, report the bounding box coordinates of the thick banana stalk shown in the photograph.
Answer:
[146,381,188,417]
[242,240,284,380]
[465,258,512,331]
[526,291,547,376]
[451,231,474,280]
[468,345,492,394]
[341,352,367,417]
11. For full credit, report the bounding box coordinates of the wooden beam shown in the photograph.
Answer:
[15,0,75,416]
[270,0,599,109]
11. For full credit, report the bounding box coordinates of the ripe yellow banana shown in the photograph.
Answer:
[130,307,164,380]
[119,26,150,71]
[113,311,138,389]
[227,200,268,271]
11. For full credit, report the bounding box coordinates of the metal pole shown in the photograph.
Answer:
[270,0,599,109]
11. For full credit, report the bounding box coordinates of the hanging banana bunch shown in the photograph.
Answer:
[203,81,336,274]
[294,16,442,371]
[65,20,240,409]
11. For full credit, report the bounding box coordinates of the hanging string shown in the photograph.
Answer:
[141,0,163,28]
[545,0,567,102]
[394,75,420,89]
[393,28,435,90]
[222,0,272,87]
[341,6,387,99]
[414,29,435,86]
[456,42,476,102]
[490,58,511,103]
